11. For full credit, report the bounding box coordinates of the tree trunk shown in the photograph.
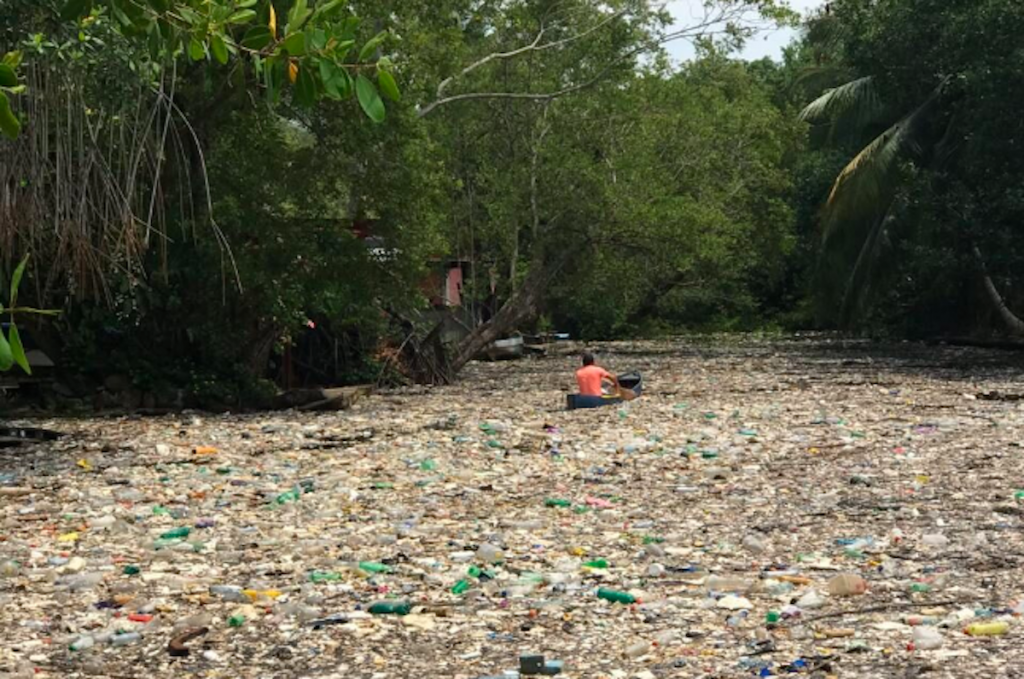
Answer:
[448,254,565,376]
[973,245,1024,335]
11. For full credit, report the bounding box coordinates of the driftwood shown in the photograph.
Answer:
[0,426,64,448]
[272,385,373,411]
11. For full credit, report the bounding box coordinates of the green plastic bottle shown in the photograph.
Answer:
[597,588,637,604]
[368,601,412,616]
[545,498,571,508]
[122,565,140,576]
[159,526,191,540]
[766,610,781,624]
[358,561,392,574]
[309,571,342,583]
[451,579,471,595]
[228,614,245,628]
[583,559,609,569]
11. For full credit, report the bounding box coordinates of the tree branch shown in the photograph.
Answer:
[418,3,763,118]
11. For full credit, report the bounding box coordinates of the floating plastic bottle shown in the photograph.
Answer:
[476,543,504,564]
[544,498,571,508]
[69,635,95,651]
[309,571,343,583]
[210,585,247,602]
[705,574,752,592]
[582,559,609,569]
[159,526,191,540]
[965,621,1009,636]
[368,601,412,616]
[357,561,392,574]
[597,588,637,604]
[912,627,943,650]
[111,632,141,646]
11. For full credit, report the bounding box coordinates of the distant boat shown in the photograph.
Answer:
[482,336,525,361]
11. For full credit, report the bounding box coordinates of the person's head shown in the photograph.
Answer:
[581,352,595,367]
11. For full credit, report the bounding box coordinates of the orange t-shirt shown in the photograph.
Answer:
[576,365,612,396]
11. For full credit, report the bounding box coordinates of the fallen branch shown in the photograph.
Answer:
[783,599,964,626]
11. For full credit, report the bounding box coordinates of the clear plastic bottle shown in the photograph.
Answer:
[705,574,752,592]
[476,543,504,564]
[209,585,247,602]
[69,635,95,651]
[913,627,943,650]
[110,632,142,646]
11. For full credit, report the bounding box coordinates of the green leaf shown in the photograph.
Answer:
[236,0,258,7]
[0,64,16,88]
[8,325,30,375]
[355,74,385,123]
[60,0,92,21]
[241,25,273,50]
[294,63,317,108]
[188,37,206,61]
[10,255,27,307]
[319,60,350,100]
[283,32,306,57]
[211,34,229,64]
[286,0,310,31]
[0,328,12,371]
[145,0,169,11]
[378,70,400,102]
[309,28,327,51]
[228,9,257,25]
[0,91,20,140]
[2,51,24,69]
[358,31,387,62]
[315,0,346,19]
[340,16,360,41]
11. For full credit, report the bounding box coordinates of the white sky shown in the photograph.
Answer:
[663,0,825,63]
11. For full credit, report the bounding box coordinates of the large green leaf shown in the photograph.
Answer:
[228,9,257,25]
[9,255,27,307]
[8,324,30,375]
[0,91,20,140]
[286,0,311,31]
[358,31,387,62]
[0,64,16,88]
[319,60,351,100]
[0,328,13,371]
[315,0,346,19]
[294,63,317,107]
[378,70,400,102]
[355,74,385,123]
[211,34,229,65]
[60,0,93,21]
[188,37,206,61]
[283,32,306,57]
[241,25,273,50]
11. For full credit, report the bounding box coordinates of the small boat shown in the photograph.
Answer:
[566,372,643,410]
[481,336,525,361]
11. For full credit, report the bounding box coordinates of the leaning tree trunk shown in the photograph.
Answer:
[973,244,1024,336]
[448,253,568,377]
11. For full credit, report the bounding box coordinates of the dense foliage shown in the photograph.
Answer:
[1,0,1022,402]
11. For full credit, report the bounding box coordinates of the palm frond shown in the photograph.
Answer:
[822,85,944,247]
[799,76,886,143]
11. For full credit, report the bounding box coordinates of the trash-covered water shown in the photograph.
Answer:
[3,336,1024,678]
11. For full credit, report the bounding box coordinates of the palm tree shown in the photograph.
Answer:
[796,12,1024,334]
[801,71,1024,334]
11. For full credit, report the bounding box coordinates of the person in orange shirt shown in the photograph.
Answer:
[575,352,619,396]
